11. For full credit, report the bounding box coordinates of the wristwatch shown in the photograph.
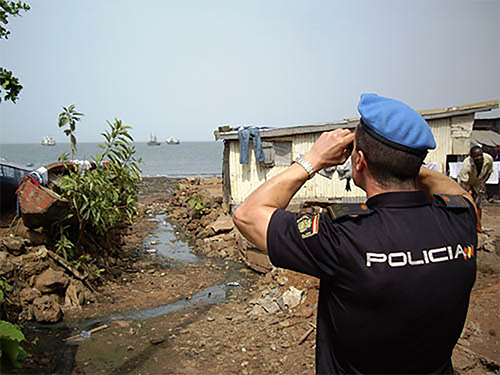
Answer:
[293,154,316,179]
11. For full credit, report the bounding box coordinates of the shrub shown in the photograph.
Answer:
[54,118,142,267]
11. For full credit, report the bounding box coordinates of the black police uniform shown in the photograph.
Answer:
[267,190,477,374]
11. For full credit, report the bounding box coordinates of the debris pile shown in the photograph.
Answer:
[0,237,95,323]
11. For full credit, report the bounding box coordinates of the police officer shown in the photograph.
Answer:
[233,93,477,374]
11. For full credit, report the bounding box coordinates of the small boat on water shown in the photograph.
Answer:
[147,134,161,146]
[41,136,56,146]
[166,137,180,145]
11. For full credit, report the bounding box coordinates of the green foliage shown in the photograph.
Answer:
[0,320,29,369]
[0,278,12,303]
[0,0,30,39]
[1,279,29,369]
[71,254,104,278]
[54,230,75,261]
[186,194,205,215]
[54,118,142,263]
[0,1,30,103]
[58,104,84,160]
[0,67,22,103]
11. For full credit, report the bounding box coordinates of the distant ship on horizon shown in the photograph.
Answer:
[41,136,56,146]
[166,137,180,145]
[147,134,161,146]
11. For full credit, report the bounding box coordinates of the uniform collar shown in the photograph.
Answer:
[366,190,430,209]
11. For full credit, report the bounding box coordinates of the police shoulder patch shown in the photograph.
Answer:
[296,214,320,239]
[327,203,372,220]
[433,194,470,209]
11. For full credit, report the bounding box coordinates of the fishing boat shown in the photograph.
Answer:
[166,137,180,145]
[16,162,74,229]
[147,134,161,146]
[41,136,56,146]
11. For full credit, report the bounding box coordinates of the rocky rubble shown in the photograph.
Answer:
[140,177,242,263]
[0,235,96,323]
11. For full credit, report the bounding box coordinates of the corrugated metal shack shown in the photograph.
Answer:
[214,99,499,273]
[214,100,499,210]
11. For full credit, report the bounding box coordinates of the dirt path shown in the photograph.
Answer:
[4,178,500,374]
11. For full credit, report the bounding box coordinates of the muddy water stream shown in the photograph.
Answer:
[19,215,255,374]
[75,215,248,331]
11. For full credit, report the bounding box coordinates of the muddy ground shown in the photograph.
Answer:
[1,177,499,374]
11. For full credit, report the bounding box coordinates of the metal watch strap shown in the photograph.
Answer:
[294,154,316,178]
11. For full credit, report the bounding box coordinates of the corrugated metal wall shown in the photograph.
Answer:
[228,115,473,205]
[425,117,452,173]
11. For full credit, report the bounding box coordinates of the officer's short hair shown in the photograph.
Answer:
[355,124,426,187]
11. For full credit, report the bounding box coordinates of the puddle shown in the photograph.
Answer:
[145,214,199,263]
[75,283,230,332]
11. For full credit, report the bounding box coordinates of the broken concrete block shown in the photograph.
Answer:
[19,286,42,304]
[32,295,62,323]
[34,268,70,293]
[0,251,15,277]
[281,286,304,309]
[209,215,234,233]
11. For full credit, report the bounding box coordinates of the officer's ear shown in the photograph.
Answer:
[353,149,368,173]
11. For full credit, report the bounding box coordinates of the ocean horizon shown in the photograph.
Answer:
[0,141,224,178]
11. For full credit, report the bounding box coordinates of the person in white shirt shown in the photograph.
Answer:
[458,146,494,230]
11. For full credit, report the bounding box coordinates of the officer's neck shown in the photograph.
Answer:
[363,176,419,200]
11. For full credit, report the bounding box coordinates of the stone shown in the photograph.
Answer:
[250,289,282,314]
[209,215,234,234]
[114,320,130,328]
[1,237,25,254]
[478,233,495,253]
[64,280,86,309]
[19,287,42,304]
[32,295,62,323]
[281,287,304,309]
[151,338,165,345]
[16,253,47,280]
[0,251,15,277]
[236,231,273,273]
[34,268,70,293]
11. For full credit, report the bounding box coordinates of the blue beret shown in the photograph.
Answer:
[357,93,436,154]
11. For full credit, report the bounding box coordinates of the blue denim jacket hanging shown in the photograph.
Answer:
[238,127,265,164]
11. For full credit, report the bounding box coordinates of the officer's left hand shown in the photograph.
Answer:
[305,129,355,171]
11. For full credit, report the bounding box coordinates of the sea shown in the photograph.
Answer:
[0,142,224,178]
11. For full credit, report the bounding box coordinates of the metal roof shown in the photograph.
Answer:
[214,99,500,141]
[471,130,500,147]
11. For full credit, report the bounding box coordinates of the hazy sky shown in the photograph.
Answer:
[0,0,499,144]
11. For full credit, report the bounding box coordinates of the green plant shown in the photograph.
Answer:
[54,231,75,261]
[0,320,28,369]
[186,194,205,215]
[0,279,28,369]
[0,1,30,103]
[0,67,22,103]
[0,278,12,303]
[70,254,104,278]
[58,104,84,160]
[54,118,142,263]
[0,0,30,39]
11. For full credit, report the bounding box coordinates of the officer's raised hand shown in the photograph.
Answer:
[304,129,355,173]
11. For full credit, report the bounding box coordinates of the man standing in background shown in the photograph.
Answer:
[458,146,494,230]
